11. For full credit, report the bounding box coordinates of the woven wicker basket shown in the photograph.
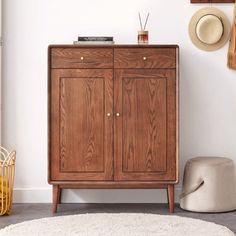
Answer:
[0,147,16,215]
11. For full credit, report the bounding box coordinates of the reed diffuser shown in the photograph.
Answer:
[138,12,149,44]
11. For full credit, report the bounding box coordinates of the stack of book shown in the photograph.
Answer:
[74,36,115,45]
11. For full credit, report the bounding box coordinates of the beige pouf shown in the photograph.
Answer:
[180,157,236,212]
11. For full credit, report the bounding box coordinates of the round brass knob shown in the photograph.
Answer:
[143,57,147,61]
[107,113,111,117]
[80,56,84,60]
[116,113,120,117]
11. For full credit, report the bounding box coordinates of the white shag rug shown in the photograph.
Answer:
[0,213,234,236]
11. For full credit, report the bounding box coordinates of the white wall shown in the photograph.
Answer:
[2,0,236,203]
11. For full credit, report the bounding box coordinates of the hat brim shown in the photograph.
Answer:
[189,7,231,51]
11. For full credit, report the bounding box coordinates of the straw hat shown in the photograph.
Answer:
[189,7,231,51]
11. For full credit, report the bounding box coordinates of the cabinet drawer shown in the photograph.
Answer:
[114,48,176,69]
[51,48,113,68]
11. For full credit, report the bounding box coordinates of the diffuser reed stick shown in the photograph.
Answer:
[138,12,150,30]
[139,13,143,31]
[143,13,149,31]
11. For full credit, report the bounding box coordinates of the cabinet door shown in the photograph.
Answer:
[114,69,177,181]
[50,69,113,181]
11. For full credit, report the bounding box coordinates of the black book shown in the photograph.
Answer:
[74,41,115,45]
[78,36,113,41]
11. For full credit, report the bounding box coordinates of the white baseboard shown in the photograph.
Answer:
[13,188,52,203]
[13,188,181,204]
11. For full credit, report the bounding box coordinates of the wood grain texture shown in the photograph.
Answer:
[52,185,59,213]
[114,69,177,181]
[167,184,174,213]
[60,77,104,172]
[48,47,52,183]
[122,77,167,172]
[57,182,169,189]
[58,187,62,204]
[50,69,113,181]
[51,48,113,69]
[175,47,180,184]
[227,1,236,69]
[114,48,176,69]
[191,0,234,2]
[48,45,179,213]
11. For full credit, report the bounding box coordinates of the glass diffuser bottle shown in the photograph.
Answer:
[138,13,149,44]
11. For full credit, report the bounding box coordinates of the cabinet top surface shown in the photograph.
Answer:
[48,44,179,49]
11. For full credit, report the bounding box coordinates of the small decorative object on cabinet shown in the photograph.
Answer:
[138,13,149,44]
[48,44,179,213]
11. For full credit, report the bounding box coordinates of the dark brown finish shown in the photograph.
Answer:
[114,69,176,181]
[191,0,234,3]
[52,185,59,213]
[48,45,179,213]
[167,184,175,213]
[50,69,113,181]
[114,48,176,69]
[56,182,169,189]
[51,48,113,69]
[227,0,236,69]
[58,187,62,204]
[49,45,179,49]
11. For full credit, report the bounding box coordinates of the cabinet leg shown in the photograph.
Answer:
[167,184,174,213]
[58,187,62,204]
[52,185,59,213]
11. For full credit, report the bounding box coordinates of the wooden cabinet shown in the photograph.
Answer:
[48,45,179,213]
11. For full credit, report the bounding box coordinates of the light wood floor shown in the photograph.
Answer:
[0,204,235,233]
